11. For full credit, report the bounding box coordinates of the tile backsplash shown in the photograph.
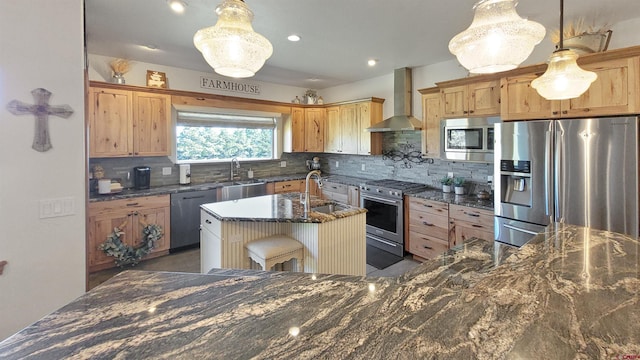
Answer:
[89,131,493,193]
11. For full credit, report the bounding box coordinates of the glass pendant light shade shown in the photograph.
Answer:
[531,49,597,100]
[194,0,273,78]
[449,0,546,74]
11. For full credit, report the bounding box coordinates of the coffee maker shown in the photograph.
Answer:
[133,166,151,190]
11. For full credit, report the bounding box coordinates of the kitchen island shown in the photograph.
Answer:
[1,223,638,359]
[200,193,367,276]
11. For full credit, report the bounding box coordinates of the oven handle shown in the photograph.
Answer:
[362,195,400,205]
[367,234,399,248]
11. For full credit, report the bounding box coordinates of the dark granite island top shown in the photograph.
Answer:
[1,223,638,359]
[200,192,366,223]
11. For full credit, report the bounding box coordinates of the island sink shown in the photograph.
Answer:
[311,203,349,214]
[219,180,267,201]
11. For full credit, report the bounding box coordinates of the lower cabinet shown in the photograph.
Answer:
[406,197,493,260]
[321,181,360,206]
[407,197,450,260]
[267,179,320,196]
[448,204,494,247]
[87,195,171,272]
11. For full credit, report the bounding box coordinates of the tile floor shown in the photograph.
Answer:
[88,247,422,290]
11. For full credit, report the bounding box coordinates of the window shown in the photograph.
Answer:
[175,110,279,163]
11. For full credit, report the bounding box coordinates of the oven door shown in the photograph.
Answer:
[360,194,403,244]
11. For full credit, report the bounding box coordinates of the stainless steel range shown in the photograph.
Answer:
[360,179,428,264]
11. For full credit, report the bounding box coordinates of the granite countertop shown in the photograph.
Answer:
[201,192,366,223]
[409,188,494,211]
[89,174,313,202]
[1,223,638,359]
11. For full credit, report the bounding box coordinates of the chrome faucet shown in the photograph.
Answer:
[230,157,240,180]
[302,170,323,214]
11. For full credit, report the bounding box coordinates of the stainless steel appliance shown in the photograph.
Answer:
[360,179,428,264]
[170,189,217,250]
[441,117,499,162]
[495,117,639,247]
[133,166,151,190]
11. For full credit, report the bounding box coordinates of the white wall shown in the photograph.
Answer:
[89,54,309,104]
[0,0,86,340]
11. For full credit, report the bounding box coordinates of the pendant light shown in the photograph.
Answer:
[194,0,273,78]
[449,0,545,74]
[531,0,597,100]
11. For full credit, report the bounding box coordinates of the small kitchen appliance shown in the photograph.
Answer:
[133,166,151,190]
[179,164,191,185]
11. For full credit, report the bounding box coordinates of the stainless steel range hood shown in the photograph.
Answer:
[366,68,422,132]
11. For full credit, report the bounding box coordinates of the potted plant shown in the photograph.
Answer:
[440,176,453,193]
[453,177,465,195]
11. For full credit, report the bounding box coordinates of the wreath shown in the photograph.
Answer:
[100,215,164,267]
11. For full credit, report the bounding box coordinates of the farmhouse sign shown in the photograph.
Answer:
[200,77,261,95]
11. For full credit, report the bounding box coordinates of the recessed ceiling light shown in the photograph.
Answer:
[168,0,186,14]
[287,34,301,42]
[367,59,377,66]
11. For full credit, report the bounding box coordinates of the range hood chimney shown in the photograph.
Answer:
[366,67,422,132]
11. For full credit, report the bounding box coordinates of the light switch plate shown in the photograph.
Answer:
[448,172,454,178]
[40,197,75,219]
[162,167,172,175]
[336,161,339,168]
[280,161,287,167]
[361,164,366,171]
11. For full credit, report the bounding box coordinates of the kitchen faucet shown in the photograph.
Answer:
[230,157,240,180]
[302,170,323,214]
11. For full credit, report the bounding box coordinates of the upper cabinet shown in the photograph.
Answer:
[324,99,383,155]
[89,86,171,157]
[419,87,441,157]
[290,107,325,152]
[501,51,640,120]
[440,80,501,118]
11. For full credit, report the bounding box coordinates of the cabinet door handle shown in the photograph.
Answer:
[469,110,474,114]
[584,108,590,112]
[422,221,434,226]
[127,202,139,206]
[472,224,482,228]
[423,204,433,208]
[205,219,212,224]
[463,110,468,114]
[552,111,559,115]
[562,110,568,114]
[465,212,480,217]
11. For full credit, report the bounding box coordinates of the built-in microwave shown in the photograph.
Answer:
[440,117,499,162]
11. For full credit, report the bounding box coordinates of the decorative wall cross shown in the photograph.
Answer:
[7,88,74,152]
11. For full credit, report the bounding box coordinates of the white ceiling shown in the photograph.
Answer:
[85,0,640,89]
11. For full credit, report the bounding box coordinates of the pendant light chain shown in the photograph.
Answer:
[559,0,564,50]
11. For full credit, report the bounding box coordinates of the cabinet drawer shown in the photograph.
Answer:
[409,197,448,216]
[449,204,493,225]
[409,232,449,259]
[452,223,494,245]
[322,181,348,194]
[273,180,302,193]
[200,210,221,235]
[409,212,449,240]
[89,195,170,216]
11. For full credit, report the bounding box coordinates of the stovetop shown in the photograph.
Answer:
[359,179,429,199]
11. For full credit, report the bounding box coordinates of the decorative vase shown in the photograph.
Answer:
[112,72,126,84]
[442,184,452,193]
[454,186,465,195]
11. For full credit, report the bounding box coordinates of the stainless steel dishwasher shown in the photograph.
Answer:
[170,189,217,250]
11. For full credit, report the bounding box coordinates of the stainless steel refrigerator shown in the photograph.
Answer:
[494,117,639,247]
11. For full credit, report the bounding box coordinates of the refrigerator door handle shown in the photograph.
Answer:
[544,128,553,217]
[503,224,540,236]
[554,127,564,223]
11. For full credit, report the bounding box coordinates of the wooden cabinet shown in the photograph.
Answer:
[89,86,171,157]
[304,108,325,152]
[271,179,320,196]
[440,80,501,118]
[448,204,494,247]
[87,195,171,272]
[419,87,442,157]
[324,99,384,155]
[321,181,360,206]
[501,56,640,120]
[406,197,450,260]
[290,107,325,152]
